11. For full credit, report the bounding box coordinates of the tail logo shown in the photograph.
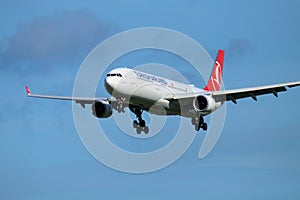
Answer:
[211,61,221,90]
[203,50,224,91]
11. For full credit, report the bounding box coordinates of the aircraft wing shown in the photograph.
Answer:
[164,81,300,104]
[25,86,111,107]
[212,81,300,103]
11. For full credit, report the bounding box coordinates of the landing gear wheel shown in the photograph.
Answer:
[144,126,149,134]
[202,123,207,131]
[117,107,122,113]
[136,126,142,134]
[117,107,125,113]
[133,120,138,128]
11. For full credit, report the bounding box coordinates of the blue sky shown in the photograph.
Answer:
[1,0,300,199]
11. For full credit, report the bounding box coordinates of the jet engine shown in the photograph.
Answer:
[91,100,113,118]
[193,95,217,112]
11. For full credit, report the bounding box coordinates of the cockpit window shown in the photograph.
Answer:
[106,73,122,77]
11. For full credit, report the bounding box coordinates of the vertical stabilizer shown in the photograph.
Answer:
[203,50,225,91]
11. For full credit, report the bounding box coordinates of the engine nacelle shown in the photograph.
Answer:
[193,95,218,112]
[91,100,113,118]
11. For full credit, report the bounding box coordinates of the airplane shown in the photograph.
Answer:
[25,50,300,134]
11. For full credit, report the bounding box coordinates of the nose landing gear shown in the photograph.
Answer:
[116,97,126,113]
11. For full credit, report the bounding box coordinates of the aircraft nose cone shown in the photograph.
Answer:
[104,77,114,94]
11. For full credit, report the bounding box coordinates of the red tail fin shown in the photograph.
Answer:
[26,86,31,95]
[203,50,224,91]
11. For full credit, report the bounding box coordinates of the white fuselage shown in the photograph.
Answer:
[104,68,222,118]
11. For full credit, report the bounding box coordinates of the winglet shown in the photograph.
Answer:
[26,86,31,95]
[204,50,225,91]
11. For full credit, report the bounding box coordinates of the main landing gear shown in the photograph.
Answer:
[129,105,149,134]
[191,116,207,131]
